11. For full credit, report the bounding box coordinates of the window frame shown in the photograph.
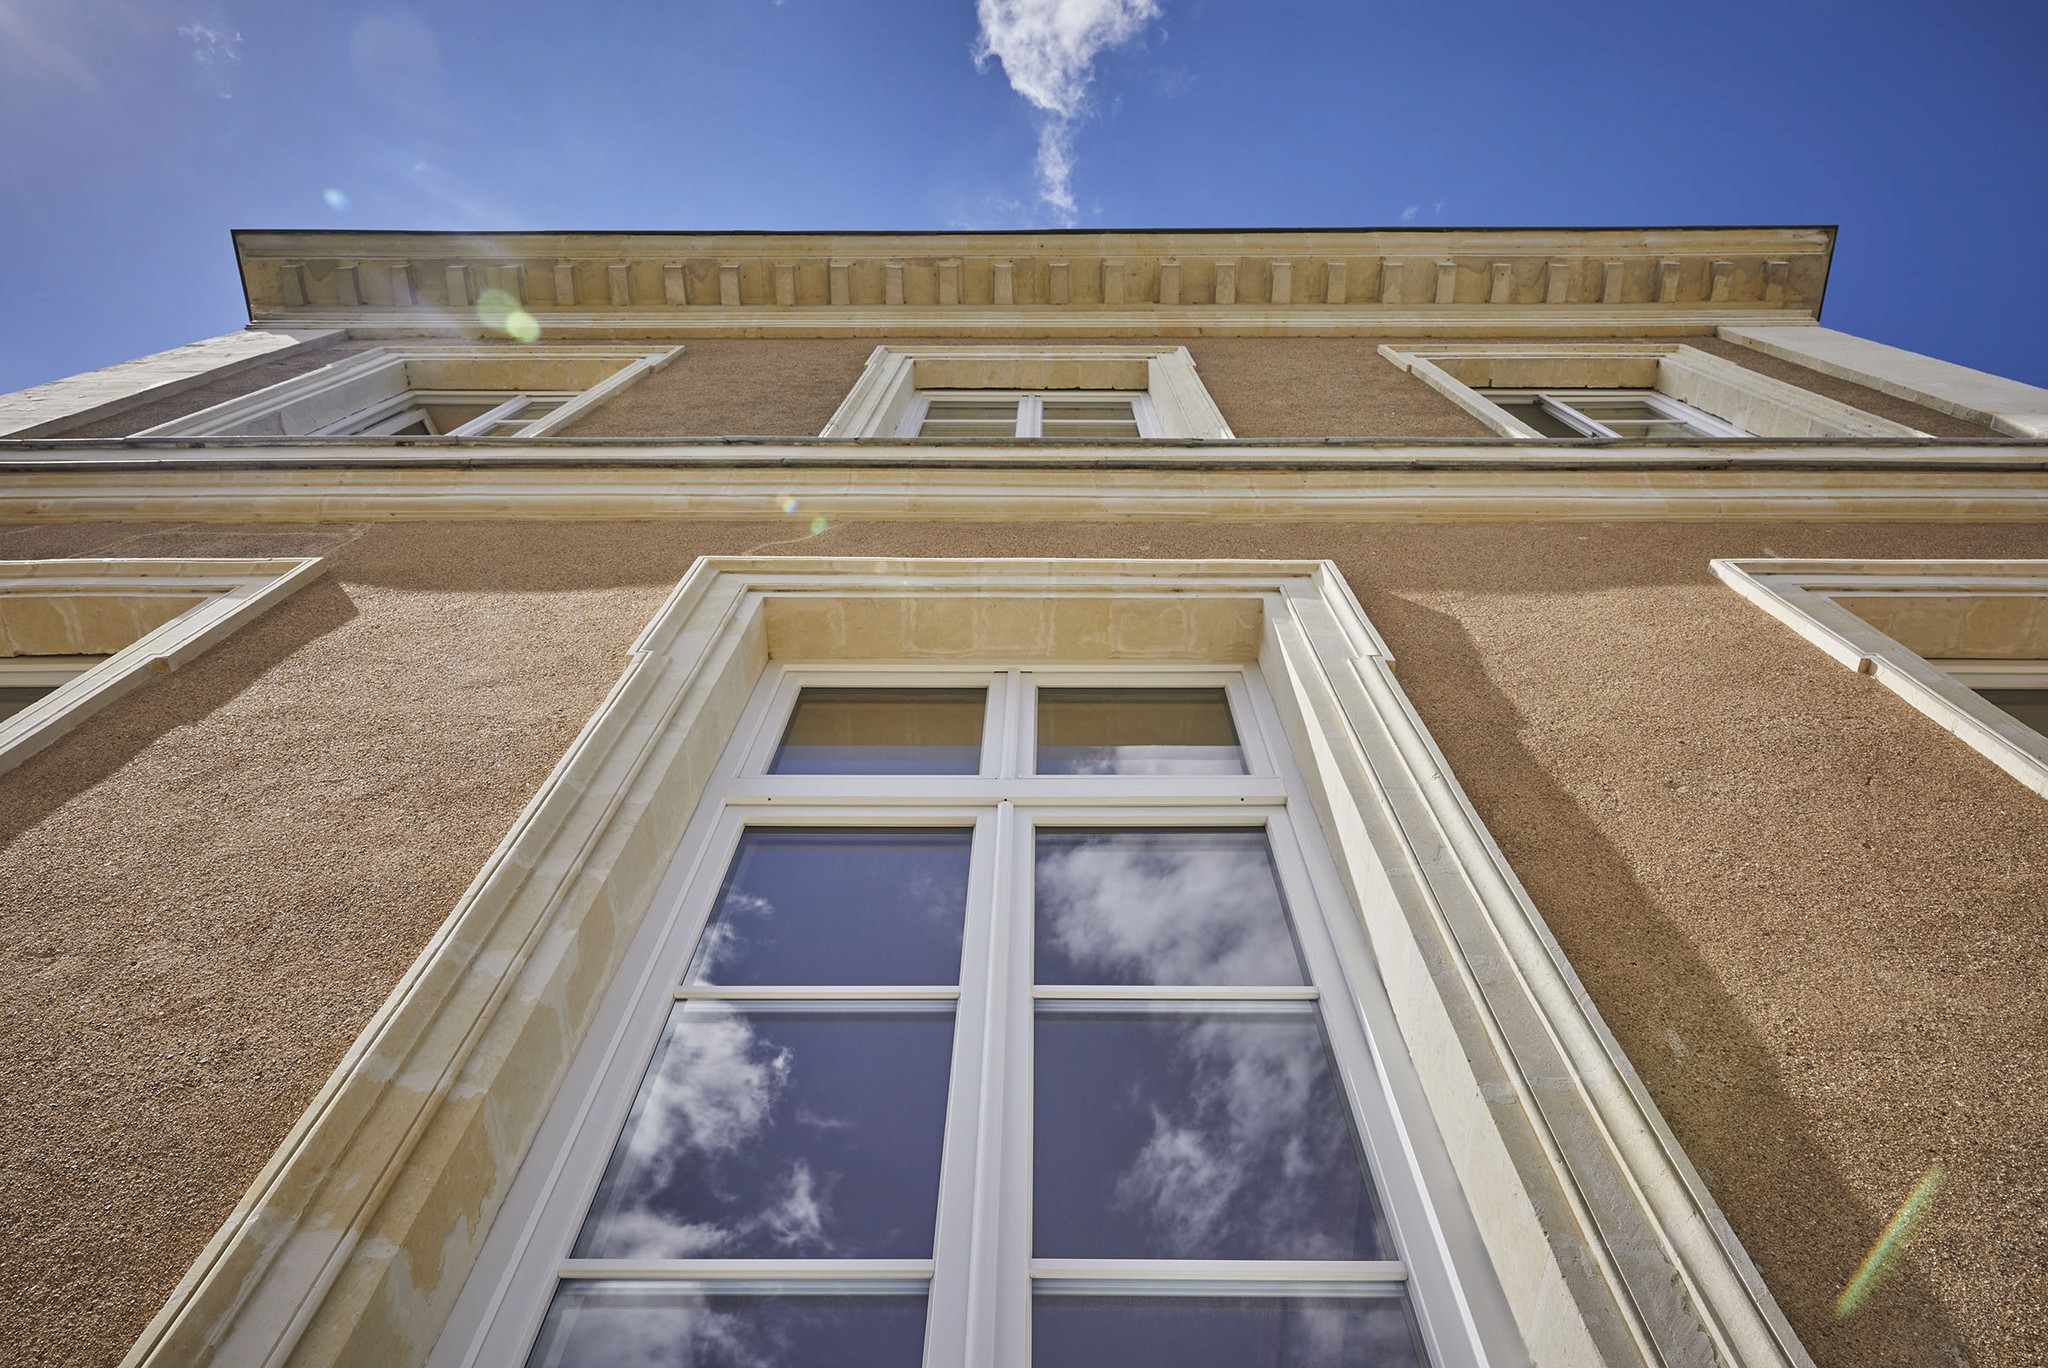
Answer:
[436,662,1506,1368]
[1477,387,1748,440]
[0,557,327,777]
[132,345,680,439]
[896,389,1161,440]
[1380,340,1929,440]
[1713,557,2048,797]
[821,346,1233,440]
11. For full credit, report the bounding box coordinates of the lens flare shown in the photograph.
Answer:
[809,516,828,535]
[1835,1163,1942,1318]
[781,497,799,514]
[476,288,541,342]
[322,188,350,212]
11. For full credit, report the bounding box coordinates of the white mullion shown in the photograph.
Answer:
[988,799,1037,1368]
[1129,392,1162,438]
[559,1259,933,1282]
[1000,669,1027,780]
[447,394,533,437]
[922,809,1002,1367]
[1030,985,1319,1003]
[1028,1258,1407,1286]
[1541,393,1619,439]
[675,985,960,1002]
[1015,392,1044,438]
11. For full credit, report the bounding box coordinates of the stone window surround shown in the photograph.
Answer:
[0,557,327,776]
[134,344,681,440]
[1381,341,1928,441]
[120,557,1809,1368]
[819,346,1235,440]
[1714,557,2048,796]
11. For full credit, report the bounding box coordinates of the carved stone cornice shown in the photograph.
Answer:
[232,227,1833,335]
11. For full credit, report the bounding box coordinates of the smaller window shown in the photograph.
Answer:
[1479,388,1748,439]
[903,390,1156,440]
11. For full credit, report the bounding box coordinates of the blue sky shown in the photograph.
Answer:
[4,0,2046,393]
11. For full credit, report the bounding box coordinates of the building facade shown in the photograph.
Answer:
[1,226,2044,1368]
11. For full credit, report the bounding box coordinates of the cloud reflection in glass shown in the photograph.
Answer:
[574,1006,953,1261]
[1035,1010,1388,1261]
[1035,829,1307,986]
[526,1285,927,1368]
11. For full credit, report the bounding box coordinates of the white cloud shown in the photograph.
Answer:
[973,0,1162,224]
[1401,204,1419,223]
[177,22,242,69]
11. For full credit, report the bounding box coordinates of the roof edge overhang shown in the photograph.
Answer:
[229,225,1836,331]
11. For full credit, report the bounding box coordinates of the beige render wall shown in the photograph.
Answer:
[551,336,1503,438]
[0,517,2044,1368]
[25,333,1989,441]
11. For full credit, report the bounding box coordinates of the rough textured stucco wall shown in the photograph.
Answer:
[0,518,2043,1368]
[49,339,373,439]
[553,336,1499,439]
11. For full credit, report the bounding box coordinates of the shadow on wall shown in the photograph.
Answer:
[1361,590,1972,1367]
[0,576,360,854]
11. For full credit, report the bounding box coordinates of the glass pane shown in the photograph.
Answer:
[1979,687,2048,737]
[1034,1010,1388,1259]
[1592,419,1700,439]
[575,1005,954,1259]
[1036,687,1247,776]
[923,398,1023,420]
[0,686,56,722]
[527,1284,927,1368]
[1565,397,1666,422]
[769,687,985,775]
[1035,829,1305,985]
[686,828,973,986]
[1032,1293,1422,1368]
[1490,398,1582,439]
[1040,398,1136,419]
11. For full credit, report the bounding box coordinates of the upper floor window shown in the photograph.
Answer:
[133,345,679,440]
[1381,340,1929,441]
[1479,388,1747,440]
[821,346,1233,441]
[905,390,1156,440]
[319,390,578,437]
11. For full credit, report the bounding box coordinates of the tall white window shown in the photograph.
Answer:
[903,390,1157,440]
[442,665,1496,1368]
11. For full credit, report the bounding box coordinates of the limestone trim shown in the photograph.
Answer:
[1718,325,2048,438]
[0,460,2044,525]
[0,329,344,439]
[1713,558,2048,795]
[133,344,681,439]
[819,344,1233,439]
[1379,341,1926,439]
[122,557,1808,1368]
[232,226,1833,322]
[246,305,1813,342]
[0,557,326,776]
